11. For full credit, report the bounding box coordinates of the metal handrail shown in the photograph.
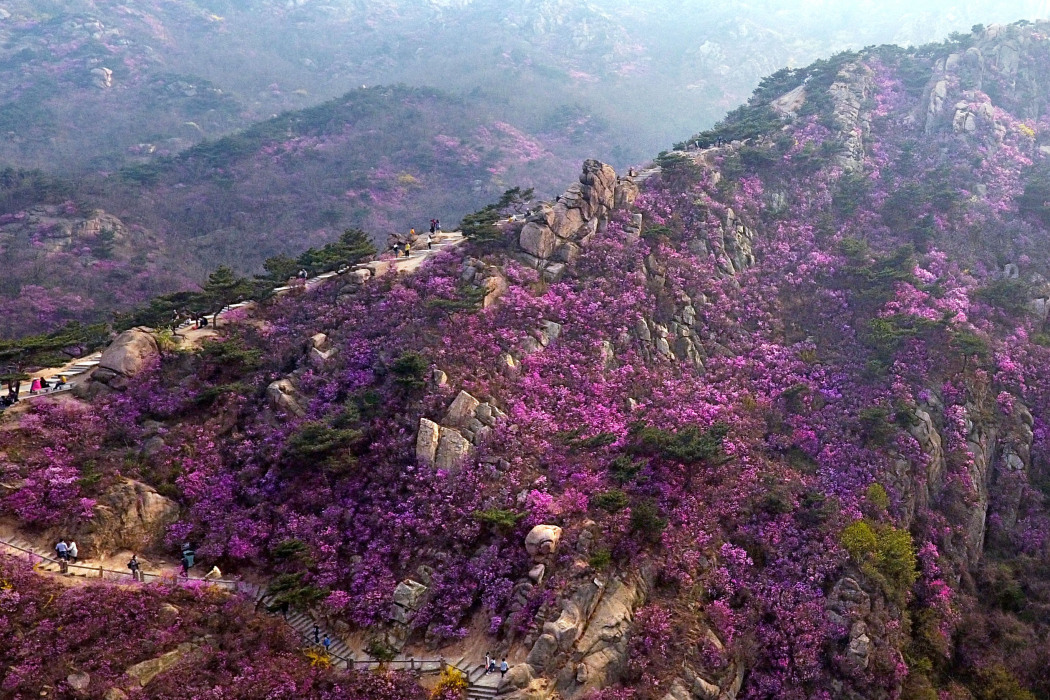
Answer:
[0,538,251,590]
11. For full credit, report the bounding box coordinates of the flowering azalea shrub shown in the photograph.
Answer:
[4,21,1050,700]
[0,553,425,699]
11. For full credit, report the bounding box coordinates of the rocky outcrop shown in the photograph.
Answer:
[415,418,441,465]
[502,569,656,700]
[828,62,874,171]
[124,642,201,687]
[390,579,428,624]
[435,427,472,471]
[308,333,335,364]
[514,160,634,281]
[90,67,113,89]
[92,328,159,390]
[266,379,305,416]
[416,389,507,467]
[555,574,649,697]
[461,257,509,308]
[78,479,179,557]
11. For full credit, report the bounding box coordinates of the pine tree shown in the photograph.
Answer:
[201,266,254,326]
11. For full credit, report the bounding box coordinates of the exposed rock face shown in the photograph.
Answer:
[308,332,335,363]
[390,579,428,624]
[416,390,507,467]
[444,390,482,427]
[503,569,657,700]
[515,160,624,280]
[266,379,305,416]
[415,418,441,465]
[435,427,472,471]
[124,642,200,687]
[461,257,509,307]
[79,479,179,556]
[555,574,650,697]
[93,329,159,389]
[828,62,874,171]
[66,671,91,692]
[90,66,113,88]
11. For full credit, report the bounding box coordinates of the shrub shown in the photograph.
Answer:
[365,638,399,663]
[473,508,524,531]
[431,666,468,699]
[391,351,429,390]
[630,499,667,544]
[840,520,878,560]
[589,548,613,570]
[865,483,890,511]
[593,489,629,513]
[608,455,646,484]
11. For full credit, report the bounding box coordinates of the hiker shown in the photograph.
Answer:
[322,634,331,654]
[68,540,79,564]
[404,242,411,257]
[313,625,321,645]
[435,220,441,232]
[500,659,509,677]
[420,231,431,250]
[298,268,308,279]
[128,554,141,581]
[182,542,195,569]
[180,552,191,576]
[199,315,208,328]
[29,378,41,395]
[56,539,69,561]
[486,653,495,674]
[429,219,436,235]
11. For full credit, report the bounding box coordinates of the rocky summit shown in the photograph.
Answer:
[3,16,1050,700]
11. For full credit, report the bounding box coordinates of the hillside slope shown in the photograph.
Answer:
[3,19,1050,700]
[0,85,578,337]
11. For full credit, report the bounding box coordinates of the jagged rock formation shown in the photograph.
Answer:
[515,159,640,281]
[416,389,506,469]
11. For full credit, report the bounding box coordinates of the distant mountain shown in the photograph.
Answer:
[0,85,581,337]
[0,1,1044,172]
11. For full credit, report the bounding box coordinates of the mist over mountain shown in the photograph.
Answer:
[2,0,1046,172]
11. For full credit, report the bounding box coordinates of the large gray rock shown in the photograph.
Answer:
[416,418,440,465]
[390,579,428,624]
[93,329,159,389]
[266,379,305,416]
[521,222,558,259]
[444,390,481,427]
[556,573,650,697]
[525,525,562,560]
[90,67,113,88]
[66,672,91,692]
[435,427,472,471]
[125,643,200,687]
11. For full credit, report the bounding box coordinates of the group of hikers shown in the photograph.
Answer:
[387,219,441,258]
[52,540,198,581]
[485,652,510,677]
[0,375,68,409]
